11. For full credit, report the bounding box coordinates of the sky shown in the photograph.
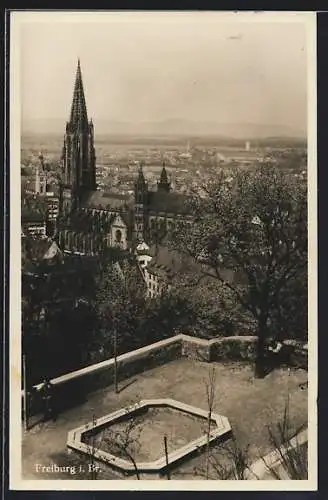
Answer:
[15,12,312,135]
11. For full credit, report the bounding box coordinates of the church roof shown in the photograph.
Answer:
[147,191,190,215]
[81,190,133,210]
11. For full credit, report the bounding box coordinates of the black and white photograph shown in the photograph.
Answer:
[9,10,317,490]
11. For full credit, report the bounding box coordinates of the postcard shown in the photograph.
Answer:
[9,10,317,491]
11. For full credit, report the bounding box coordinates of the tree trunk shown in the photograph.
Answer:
[205,409,212,479]
[254,316,267,379]
[114,329,118,394]
[163,435,171,479]
[124,451,140,480]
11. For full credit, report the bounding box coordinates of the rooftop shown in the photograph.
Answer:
[148,191,190,215]
[82,190,133,210]
[21,209,45,223]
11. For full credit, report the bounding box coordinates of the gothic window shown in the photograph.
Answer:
[72,232,77,251]
[68,232,73,250]
[115,229,122,243]
[86,236,91,254]
[78,233,83,252]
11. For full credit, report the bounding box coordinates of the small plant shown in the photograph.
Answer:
[224,438,253,480]
[204,366,216,479]
[262,402,307,480]
[84,414,102,480]
[102,403,143,480]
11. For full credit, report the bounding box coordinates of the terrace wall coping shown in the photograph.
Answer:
[29,333,307,394]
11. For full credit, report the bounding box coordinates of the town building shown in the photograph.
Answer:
[22,209,47,238]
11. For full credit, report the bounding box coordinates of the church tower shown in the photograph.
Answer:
[60,59,96,214]
[157,163,171,193]
[35,153,47,195]
[134,163,148,241]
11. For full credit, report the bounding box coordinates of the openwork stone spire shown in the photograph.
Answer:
[136,162,146,186]
[160,164,169,184]
[157,163,171,193]
[69,59,88,130]
[61,58,96,209]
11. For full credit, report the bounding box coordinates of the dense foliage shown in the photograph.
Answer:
[22,251,191,385]
[171,164,307,376]
[22,164,307,384]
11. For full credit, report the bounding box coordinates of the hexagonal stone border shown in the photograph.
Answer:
[67,398,231,475]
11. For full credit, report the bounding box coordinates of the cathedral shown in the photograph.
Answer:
[58,60,191,256]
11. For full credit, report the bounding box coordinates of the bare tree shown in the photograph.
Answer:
[198,366,255,480]
[102,403,143,480]
[163,435,171,480]
[204,366,216,479]
[208,437,254,480]
[262,398,308,480]
[84,414,102,480]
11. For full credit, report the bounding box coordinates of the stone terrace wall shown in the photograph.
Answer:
[180,335,307,367]
[28,336,182,416]
[26,334,308,417]
[181,335,212,361]
[284,339,308,370]
[210,336,258,362]
[180,335,258,362]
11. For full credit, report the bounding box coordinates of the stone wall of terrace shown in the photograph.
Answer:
[25,334,308,417]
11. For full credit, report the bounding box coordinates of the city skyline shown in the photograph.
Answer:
[16,11,310,137]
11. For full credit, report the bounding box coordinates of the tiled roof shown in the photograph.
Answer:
[147,191,190,215]
[147,245,195,280]
[117,256,147,291]
[146,244,237,286]
[46,184,60,195]
[22,237,60,264]
[21,208,45,223]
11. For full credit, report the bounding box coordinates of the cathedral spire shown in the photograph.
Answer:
[157,162,171,193]
[136,162,146,186]
[61,59,96,208]
[135,163,148,201]
[160,163,168,184]
[69,59,88,130]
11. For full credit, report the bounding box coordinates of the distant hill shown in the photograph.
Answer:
[22,118,306,141]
